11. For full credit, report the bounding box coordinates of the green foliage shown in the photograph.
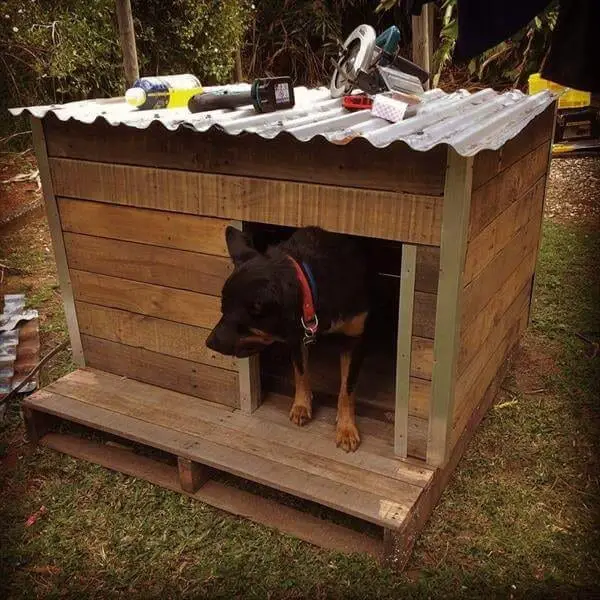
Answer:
[378,0,559,89]
[245,0,368,87]
[0,0,250,144]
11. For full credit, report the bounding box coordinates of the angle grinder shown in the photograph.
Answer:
[330,24,430,98]
[188,76,295,113]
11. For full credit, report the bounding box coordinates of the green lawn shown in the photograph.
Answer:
[1,214,598,599]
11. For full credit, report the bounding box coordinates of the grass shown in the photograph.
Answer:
[1,211,599,599]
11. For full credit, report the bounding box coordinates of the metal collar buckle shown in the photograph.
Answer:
[301,315,319,345]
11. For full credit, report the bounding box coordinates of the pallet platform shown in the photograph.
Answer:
[22,368,440,557]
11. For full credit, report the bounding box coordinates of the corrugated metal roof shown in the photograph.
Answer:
[10,85,556,157]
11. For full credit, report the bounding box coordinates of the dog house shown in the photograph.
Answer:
[14,87,556,562]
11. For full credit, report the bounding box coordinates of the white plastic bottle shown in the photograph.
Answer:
[125,74,203,110]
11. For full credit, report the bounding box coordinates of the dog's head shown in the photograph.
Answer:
[206,227,290,358]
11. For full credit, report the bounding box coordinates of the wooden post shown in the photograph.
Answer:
[231,221,262,414]
[528,101,558,325]
[411,3,434,90]
[115,0,139,86]
[234,49,243,82]
[30,118,85,366]
[177,457,210,493]
[394,244,417,458]
[427,150,474,466]
[23,406,51,444]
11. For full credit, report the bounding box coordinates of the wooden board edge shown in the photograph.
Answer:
[528,101,558,325]
[395,244,417,457]
[37,430,384,558]
[233,221,263,414]
[31,118,84,366]
[49,157,444,246]
[427,150,474,466]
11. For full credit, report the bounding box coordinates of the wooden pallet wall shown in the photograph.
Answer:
[57,197,239,407]
[451,108,554,448]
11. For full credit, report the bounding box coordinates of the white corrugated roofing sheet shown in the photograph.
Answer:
[10,85,556,157]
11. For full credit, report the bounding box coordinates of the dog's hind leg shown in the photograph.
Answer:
[336,335,365,452]
[289,343,312,426]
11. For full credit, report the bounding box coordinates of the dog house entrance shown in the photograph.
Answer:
[244,223,430,462]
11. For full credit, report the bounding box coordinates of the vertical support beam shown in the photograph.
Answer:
[394,244,417,457]
[427,149,474,467]
[22,406,51,444]
[177,457,210,493]
[528,102,558,325]
[234,49,243,82]
[115,0,139,87]
[412,3,435,90]
[31,118,85,366]
[238,356,261,414]
[230,221,262,414]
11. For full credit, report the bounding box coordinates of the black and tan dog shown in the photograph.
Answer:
[206,226,369,452]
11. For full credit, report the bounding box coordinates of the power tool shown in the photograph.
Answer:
[330,24,430,98]
[188,76,295,114]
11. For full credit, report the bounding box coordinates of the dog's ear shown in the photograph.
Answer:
[225,226,259,266]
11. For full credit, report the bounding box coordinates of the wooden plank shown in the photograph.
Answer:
[30,118,84,365]
[75,302,236,371]
[415,246,439,294]
[455,288,530,421]
[48,367,236,418]
[461,209,543,328]
[452,306,528,444]
[81,335,239,407]
[50,158,444,246]
[464,178,545,285]
[472,105,555,189]
[411,336,434,381]
[177,457,210,493]
[39,431,383,557]
[469,140,551,239]
[459,262,534,374]
[528,102,557,325]
[256,393,430,468]
[395,244,417,457]
[263,350,431,421]
[27,389,417,530]
[411,3,434,89]
[71,270,221,330]
[55,368,423,502]
[44,116,446,196]
[369,245,438,294]
[46,369,430,490]
[58,197,230,256]
[64,232,232,296]
[22,405,52,444]
[413,291,436,339]
[427,150,474,467]
[232,221,262,415]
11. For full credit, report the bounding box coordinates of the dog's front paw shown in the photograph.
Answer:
[289,402,312,426]
[336,420,361,452]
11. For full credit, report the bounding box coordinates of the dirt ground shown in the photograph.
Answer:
[544,156,600,228]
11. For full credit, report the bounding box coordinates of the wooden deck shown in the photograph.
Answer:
[23,367,438,556]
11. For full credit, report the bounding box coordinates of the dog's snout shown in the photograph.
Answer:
[206,319,237,356]
[205,329,219,352]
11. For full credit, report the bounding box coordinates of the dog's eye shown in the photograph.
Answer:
[248,302,262,319]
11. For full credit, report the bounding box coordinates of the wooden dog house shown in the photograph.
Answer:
[16,87,556,562]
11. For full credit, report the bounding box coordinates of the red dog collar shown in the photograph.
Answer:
[286,255,318,344]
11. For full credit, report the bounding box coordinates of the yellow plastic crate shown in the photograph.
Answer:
[528,73,590,109]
